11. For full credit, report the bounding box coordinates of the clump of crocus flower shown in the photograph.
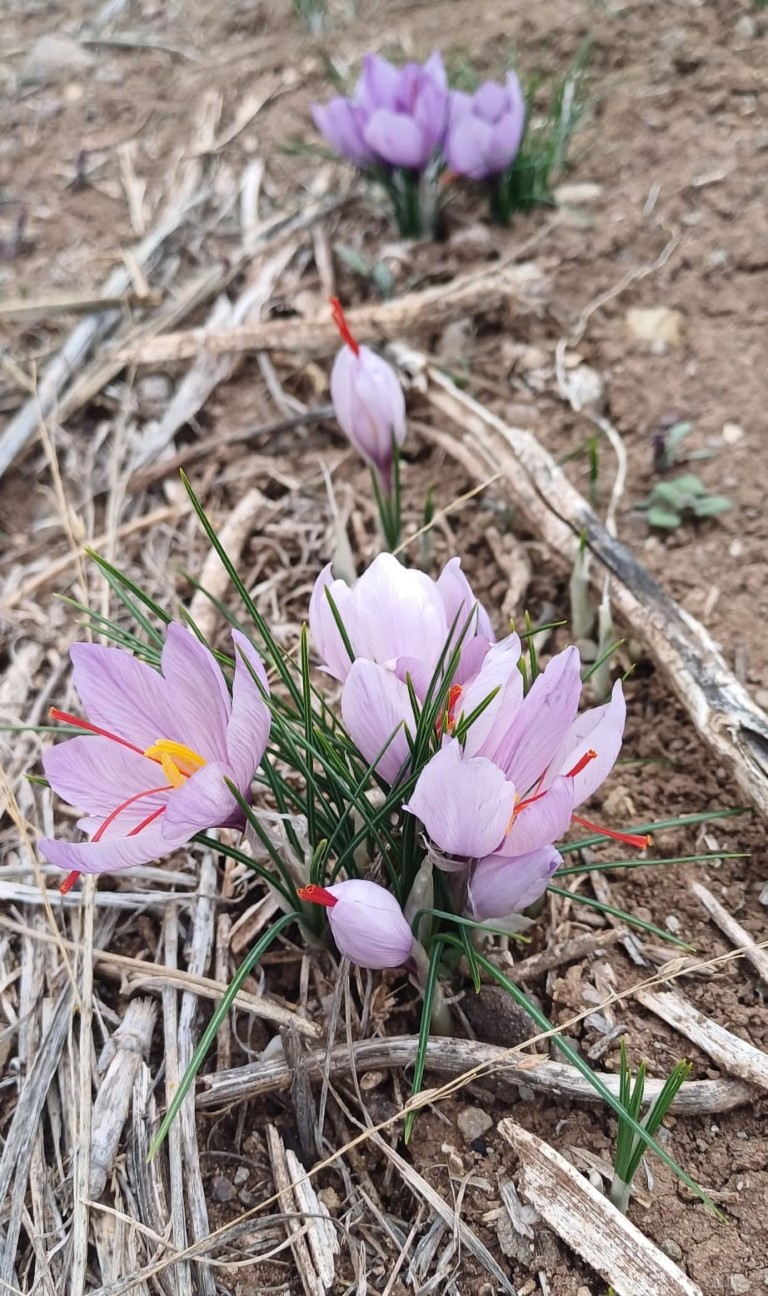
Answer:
[40,624,271,891]
[309,551,494,785]
[312,51,449,237]
[446,73,527,224]
[329,297,406,549]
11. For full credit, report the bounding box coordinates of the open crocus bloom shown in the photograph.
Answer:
[313,51,449,172]
[404,643,646,921]
[40,624,271,886]
[299,879,414,970]
[309,552,494,784]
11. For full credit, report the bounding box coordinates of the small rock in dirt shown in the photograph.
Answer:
[318,1186,340,1210]
[734,15,758,40]
[233,1166,249,1186]
[24,34,94,83]
[138,374,171,413]
[758,882,768,906]
[211,1174,237,1203]
[662,1238,684,1262]
[754,689,768,711]
[554,181,603,205]
[565,363,605,414]
[457,1106,493,1142]
[626,307,683,347]
[730,1277,750,1295]
[722,421,745,445]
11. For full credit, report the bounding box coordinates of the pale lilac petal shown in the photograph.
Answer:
[422,50,448,91]
[392,655,436,701]
[226,631,271,789]
[436,557,494,645]
[502,776,575,857]
[43,737,168,820]
[446,115,495,180]
[458,635,523,758]
[358,54,401,112]
[412,81,449,157]
[364,109,428,169]
[474,81,509,123]
[486,112,525,172]
[491,645,583,792]
[39,818,187,875]
[312,98,374,167]
[162,761,241,836]
[325,878,413,969]
[403,739,515,858]
[546,680,626,806]
[308,564,356,681]
[341,660,416,785]
[331,344,406,487]
[351,554,448,668]
[453,635,492,686]
[159,624,230,763]
[467,846,562,921]
[448,88,473,126]
[70,642,176,750]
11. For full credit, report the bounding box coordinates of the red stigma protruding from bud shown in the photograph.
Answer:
[60,871,79,895]
[298,883,338,908]
[330,297,360,356]
[565,748,598,779]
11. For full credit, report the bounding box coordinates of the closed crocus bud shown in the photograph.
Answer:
[298,879,414,970]
[329,298,406,492]
[311,98,375,169]
[446,73,526,180]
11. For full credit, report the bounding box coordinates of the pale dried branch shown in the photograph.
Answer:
[635,988,768,1090]
[499,1120,703,1296]
[90,999,157,1198]
[690,880,768,987]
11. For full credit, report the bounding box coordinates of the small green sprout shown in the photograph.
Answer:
[637,474,732,530]
[609,1039,692,1214]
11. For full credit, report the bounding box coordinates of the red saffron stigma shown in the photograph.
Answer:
[60,870,79,895]
[128,806,166,837]
[298,883,338,908]
[572,815,651,850]
[329,297,360,356]
[49,708,144,756]
[565,748,598,779]
[92,785,172,843]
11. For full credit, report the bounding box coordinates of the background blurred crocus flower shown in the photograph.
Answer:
[446,73,526,180]
[405,648,645,918]
[40,625,270,888]
[298,879,414,969]
[309,553,494,784]
[329,297,406,494]
[313,51,449,172]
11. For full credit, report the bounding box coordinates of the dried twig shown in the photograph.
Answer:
[690,880,768,987]
[499,1120,703,1296]
[90,999,157,1198]
[635,988,768,1090]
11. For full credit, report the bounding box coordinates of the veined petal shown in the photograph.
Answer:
[436,557,495,647]
[491,645,583,792]
[70,641,177,750]
[43,736,167,820]
[39,818,186,875]
[546,679,626,806]
[341,660,415,785]
[467,846,562,922]
[458,635,523,758]
[350,553,448,668]
[403,739,515,858]
[226,631,271,789]
[309,564,357,681]
[159,624,230,763]
[502,776,575,857]
[162,761,241,836]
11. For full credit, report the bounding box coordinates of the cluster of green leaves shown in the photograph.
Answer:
[637,474,732,531]
[610,1040,692,1214]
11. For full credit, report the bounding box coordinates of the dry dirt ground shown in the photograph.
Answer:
[1,1,767,1294]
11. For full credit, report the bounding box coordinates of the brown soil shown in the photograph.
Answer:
[1,1,767,1294]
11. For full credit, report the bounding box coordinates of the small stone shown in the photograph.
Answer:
[211,1175,237,1203]
[626,307,683,346]
[722,421,745,445]
[755,689,768,711]
[730,1277,750,1295]
[233,1166,249,1186]
[665,915,681,934]
[566,364,605,414]
[318,1186,340,1210]
[138,374,171,412]
[23,34,94,83]
[554,181,603,205]
[734,15,758,39]
[662,1238,684,1262]
[457,1106,493,1141]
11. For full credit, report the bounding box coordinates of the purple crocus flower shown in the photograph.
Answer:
[299,879,414,969]
[313,51,449,173]
[329,297,406,492]
[404,644,647,920]
[446,73,526,180]
[40,624,271,889]
[467,845,562,923]
[309,552,494,784]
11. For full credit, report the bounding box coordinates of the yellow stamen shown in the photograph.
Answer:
[144,738,206,786]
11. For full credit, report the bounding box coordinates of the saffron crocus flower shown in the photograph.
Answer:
[313,51,449,173]
[298,879,413,970]
[329,297,406,495]
[309,552,494,784]
[446,73,526,180]
[39,624,270,888]
[466,845,562,923]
